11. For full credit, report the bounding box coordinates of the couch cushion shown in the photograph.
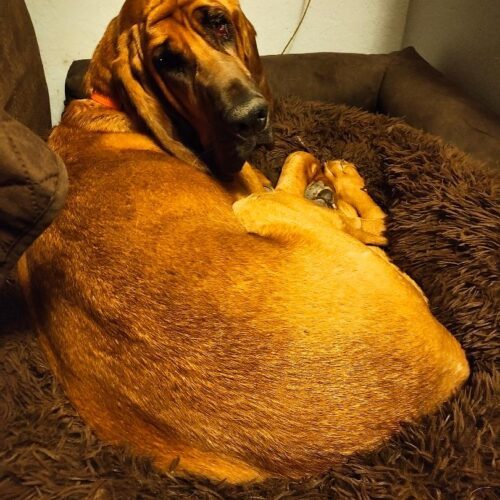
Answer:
[0,0,51,136]
[262,52,390,112]
[379,47,500,168]
[0,110,67,279]
[64,53,390,113]
[64,49,500,168]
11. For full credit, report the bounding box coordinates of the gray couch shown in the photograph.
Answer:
[0,0,67,282]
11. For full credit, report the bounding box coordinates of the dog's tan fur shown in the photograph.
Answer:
[18,0,469,483]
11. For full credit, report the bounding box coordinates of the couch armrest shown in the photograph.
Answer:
[379,47,500,167]
[0,0,52,136]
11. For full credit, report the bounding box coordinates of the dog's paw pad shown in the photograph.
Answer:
[305,181,336,208]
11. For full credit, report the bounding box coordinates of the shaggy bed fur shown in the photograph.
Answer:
[1,98,498,498]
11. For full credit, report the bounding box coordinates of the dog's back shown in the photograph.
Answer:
[19,128,469,481]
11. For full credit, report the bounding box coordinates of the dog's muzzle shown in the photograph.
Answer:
[226,96,269,138]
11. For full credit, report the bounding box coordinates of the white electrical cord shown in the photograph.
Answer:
[281,0,313,54]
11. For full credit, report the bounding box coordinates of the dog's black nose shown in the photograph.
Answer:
[228,98,269,137]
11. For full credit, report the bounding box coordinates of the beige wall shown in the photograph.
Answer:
[26,0,410,124]
[403,0,500,117]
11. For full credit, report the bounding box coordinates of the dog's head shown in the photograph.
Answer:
[85,0,273,177]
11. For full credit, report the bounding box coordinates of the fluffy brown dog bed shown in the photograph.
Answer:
[1,98,498,498]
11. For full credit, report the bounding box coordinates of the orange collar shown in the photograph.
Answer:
[90,92,122,111]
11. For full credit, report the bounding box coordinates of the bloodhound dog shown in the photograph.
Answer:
[19,0,469,483]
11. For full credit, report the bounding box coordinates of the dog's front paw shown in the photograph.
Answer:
[323,160,365,193]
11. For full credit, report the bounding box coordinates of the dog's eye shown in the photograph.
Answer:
[152,45,186,74]
[196,8,234,43]
[210,14,232,40]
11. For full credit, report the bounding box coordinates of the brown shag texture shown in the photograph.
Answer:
[1,98,499,499]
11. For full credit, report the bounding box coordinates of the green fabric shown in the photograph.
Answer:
[0,111,68,278]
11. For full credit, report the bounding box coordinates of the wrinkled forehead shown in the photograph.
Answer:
[119,0,241,30]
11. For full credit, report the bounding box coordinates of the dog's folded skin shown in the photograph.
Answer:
[18,0,469,483]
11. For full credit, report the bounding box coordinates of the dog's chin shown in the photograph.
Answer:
[205,128,274,180]
[206,150,247,180]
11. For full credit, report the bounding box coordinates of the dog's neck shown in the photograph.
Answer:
[91,92,122,111]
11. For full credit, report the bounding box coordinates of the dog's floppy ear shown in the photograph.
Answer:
[84,17,200,167]
[84,18,120,99]
[233,10,272,104]
[117,0,150,31]
[113,26,201,167]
